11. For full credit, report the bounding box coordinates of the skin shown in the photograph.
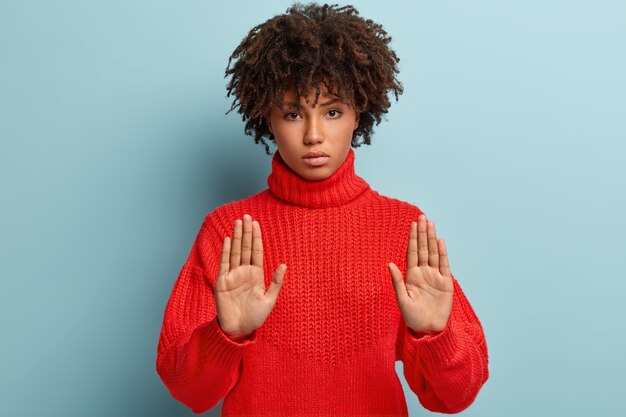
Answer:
[388,215,454,337]
[215,85,454,342]
[215,214,287,342]
[266,83,360,181]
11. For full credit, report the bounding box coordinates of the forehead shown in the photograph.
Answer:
[284,82,333,97]
[277,83,351,108]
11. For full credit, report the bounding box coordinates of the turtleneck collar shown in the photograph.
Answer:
[266,148,371,209]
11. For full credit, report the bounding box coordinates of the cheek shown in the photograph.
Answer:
[340,120,357,136]
[273,121,301,140]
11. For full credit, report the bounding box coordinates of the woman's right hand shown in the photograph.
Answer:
[215,213,287,342]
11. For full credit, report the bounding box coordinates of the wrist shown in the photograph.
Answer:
[217,317,253,342]
[408,326,439,339]
[225,332,252,342]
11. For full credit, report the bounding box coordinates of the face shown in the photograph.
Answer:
[266,84,360,181]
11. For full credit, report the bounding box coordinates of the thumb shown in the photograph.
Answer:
[388,263,410,306]
[265,264,287,302]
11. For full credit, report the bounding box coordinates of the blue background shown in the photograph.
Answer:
[1,1,625,416]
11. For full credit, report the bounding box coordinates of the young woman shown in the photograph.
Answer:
[156,4,489,415]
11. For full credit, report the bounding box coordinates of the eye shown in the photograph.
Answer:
[327,109,343,118]
[284,112,300,120]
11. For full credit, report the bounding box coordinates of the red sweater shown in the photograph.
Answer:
[156,148,489,416]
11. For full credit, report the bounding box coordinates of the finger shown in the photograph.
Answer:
[230,219,242,269]
[427,221,439,268]
[240,214,252,266]
[407,221,418,269]
[438,239,452,277]
[265,264,287,302]
[388,262,410,306]
[251,220,264,266]
[218,236,231,277]
[417,214,429,266]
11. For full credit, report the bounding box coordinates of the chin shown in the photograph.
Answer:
[301,168,334,181]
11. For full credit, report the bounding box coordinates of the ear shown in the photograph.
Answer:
[353,112,360,131]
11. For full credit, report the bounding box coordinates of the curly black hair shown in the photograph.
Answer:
[225,2,403,155]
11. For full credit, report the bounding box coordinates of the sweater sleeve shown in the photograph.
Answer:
[155,214,258,414]
[396,274,489,414]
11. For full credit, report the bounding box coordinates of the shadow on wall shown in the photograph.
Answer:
[148,122,270,416]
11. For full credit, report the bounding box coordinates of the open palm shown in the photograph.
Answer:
[388,214,454,336]
[215,214,287,341]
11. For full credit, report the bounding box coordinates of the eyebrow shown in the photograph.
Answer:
[282,98,341,109]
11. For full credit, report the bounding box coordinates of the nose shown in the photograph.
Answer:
[303,117,324,145]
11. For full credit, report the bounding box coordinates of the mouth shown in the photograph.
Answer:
[302,154,330,167]
[303,151,329,158]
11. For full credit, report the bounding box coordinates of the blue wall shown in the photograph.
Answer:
[1,1,625,416]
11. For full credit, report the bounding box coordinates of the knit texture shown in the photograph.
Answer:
[156,148,489,416]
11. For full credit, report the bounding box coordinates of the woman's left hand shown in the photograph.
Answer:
[388,214,454,337]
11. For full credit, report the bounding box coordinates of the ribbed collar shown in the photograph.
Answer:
[266,148,371,208]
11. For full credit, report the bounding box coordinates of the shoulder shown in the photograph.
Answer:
[201,190,269,236]
[367,188,426,220]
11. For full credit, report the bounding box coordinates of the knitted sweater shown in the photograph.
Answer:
[156,148,489,416]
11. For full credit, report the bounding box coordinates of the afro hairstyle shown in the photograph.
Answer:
[225,2,403,155]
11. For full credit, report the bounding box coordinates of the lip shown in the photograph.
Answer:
[303,151,329,158]
[303,156,329,167]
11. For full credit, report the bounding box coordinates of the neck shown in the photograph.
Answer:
[266,148,371,208]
